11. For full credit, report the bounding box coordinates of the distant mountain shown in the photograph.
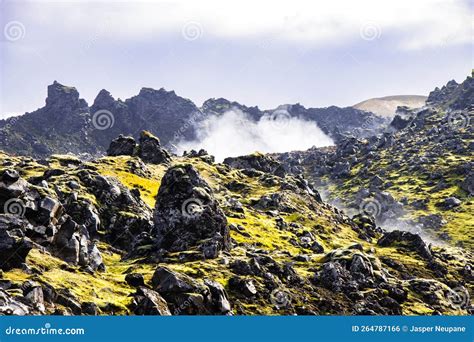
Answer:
[426,72,474,110]
[353,95,427,117]
[201,99,387,143]
[0,83,386,158]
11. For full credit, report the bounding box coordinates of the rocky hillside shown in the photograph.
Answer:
[0,83,385,158]
[275,74,473,250]
[0,124,472,315]
[0,72,472,316]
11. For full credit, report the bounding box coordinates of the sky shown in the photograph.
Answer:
[0,0,472,118]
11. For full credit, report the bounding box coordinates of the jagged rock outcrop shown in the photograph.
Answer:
[106,131,171,165]
[150,267,231,315]
[130,286,171,315]
[153,164,230,258]
[427,73,474,110]
[107,135,137,156]
[137,131,172,164]
[377,230,432,260]
[224,152,286,177]
[0,81,97,157]
[0,81,387,158]
[0,216,33,270]
[0,167,106,272]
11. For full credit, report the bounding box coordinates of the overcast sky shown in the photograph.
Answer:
[0,0,472,118]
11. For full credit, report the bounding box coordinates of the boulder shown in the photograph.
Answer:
[138,131,171,164]
[107,135,137,156]
[151,267,201,294]
[131,286,171,315]
[52,216,80,263]
[81,302,99,315]
[436,197,462,209]
[377,230,432,259]
[0,289,31,315]
[22,280,45,313]
[223,152,286,176]
[390,115,411,130]
[153,164,230,257]
[0,216,33,270]
[228,277,257,297]
[125,273,145,287]
[150,267,214,315]
[0,170,28,200]
[204,279,231,314]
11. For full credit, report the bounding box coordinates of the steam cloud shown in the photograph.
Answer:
[176,108,334,161]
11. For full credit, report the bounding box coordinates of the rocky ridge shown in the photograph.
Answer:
[0,82,386,158]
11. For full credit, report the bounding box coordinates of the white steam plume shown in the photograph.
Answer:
[176,108,334,162]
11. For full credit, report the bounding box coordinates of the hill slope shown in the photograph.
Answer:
[353,95,427,117]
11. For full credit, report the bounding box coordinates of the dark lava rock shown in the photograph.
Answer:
[151,267,223,315]
[107,135,137,156]
[125,273,145,288]
[0,216,33,271]
[204,279,231,314]
[131,286,171,315]
[390,115,411,130]
[151,267,201,294]
[153,164,230,257]
[377,230,432,260]
[0,289,31,315]
[138,131,171,164]
[81,302,99,315]
[224,153,286,177]
[435,197,462,209]
[228,276,258,297]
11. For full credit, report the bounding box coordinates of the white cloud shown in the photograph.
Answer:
[176,108,334,162]
[15,0,472,50]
